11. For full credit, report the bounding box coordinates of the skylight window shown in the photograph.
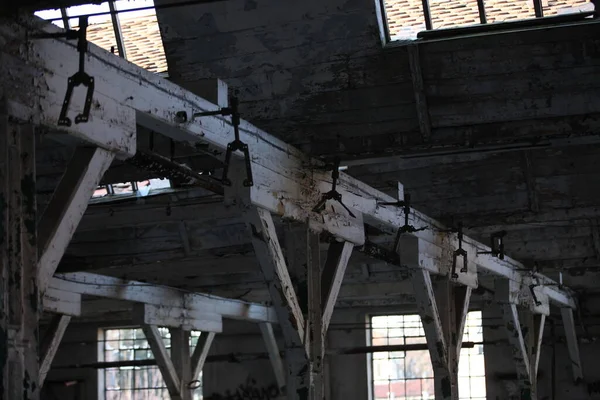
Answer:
[34,0,168,74]
[378,0,594,42]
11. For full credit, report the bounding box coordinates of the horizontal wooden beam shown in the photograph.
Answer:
[42,287,81,316]
[132,303,223,332]
[5,16,576,310]
[49,272,277,323]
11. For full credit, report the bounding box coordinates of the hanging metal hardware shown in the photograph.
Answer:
[526,263,543,306]
[443,222,468,279]
[312,157,356,218]
[378,192,427,251]
[189,96,253,187]
[477,230,507,259]
[32,17,95,126]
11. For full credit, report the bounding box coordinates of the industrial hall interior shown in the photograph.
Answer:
[0,0,598,398]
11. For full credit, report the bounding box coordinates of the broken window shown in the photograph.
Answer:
[378,0,594,41]
[34,0,168,75]
[91,178,171,200]
[99,327,202,400]
[369,311,486,400]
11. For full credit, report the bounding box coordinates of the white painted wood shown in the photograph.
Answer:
[42,288,81,316]
[455,286,472,362]
[245,207,305,347]
[50,273,277,323]
[39,315,71,387]
[133,303,223,332]
[321,241,353,335]
[37,147,115,292]
[259,323,286,391]
[142,324,181,397]
[530,314,546,380]
[501,304,531,385]
[170,328,192,400]
[191,332,216,382]
[308,231,324,399]
[561,308,583,382]
[7,16,576,310]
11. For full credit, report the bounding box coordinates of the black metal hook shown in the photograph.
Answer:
[312,157,356,218]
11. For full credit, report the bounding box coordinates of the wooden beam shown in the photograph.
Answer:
[561,308,583,382]
[501,304,531,394]
[43,287,81,316]
[37,147,115,292]
[407,44,432,143]
[133,303,223,332]
[170,328,192,400]
[411,270,450,400]
[0,107,8,400]
[142,324,181,398]
[527,313,545,398]
[259,323,286,392]
[50,272,277,323]
[7,16,576,310]
[191,332,216,383]
[308,231,324,399]
[321,241,353,335]
[39,315,71,387]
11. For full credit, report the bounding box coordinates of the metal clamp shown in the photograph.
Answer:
[378,192,427,251]
[32,17,94,126]
[312,157,356,218]
[451,222,468,279]
[478,230,507,259]
[191,96,253,187]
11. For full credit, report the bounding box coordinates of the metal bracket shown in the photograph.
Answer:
[478,230,507,259]
[378,192,427,251]
[446,222,467,279]
[190,96,253,187]
[312,157,356,218]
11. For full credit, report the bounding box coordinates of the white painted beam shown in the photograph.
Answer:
[133,303,222,333]
[501,304,531,388]
[321,241,354,335]
[50,272,277,323]
[39,315,71,387]
[37,147,115,292]
[170,328,192,400]
[259,323,286,392]
[191,332,216,383]
[308,231,324,399]
[7,16,576,310]
[42,287,81,316]
[561,308,583,382]
[142,324,181,397]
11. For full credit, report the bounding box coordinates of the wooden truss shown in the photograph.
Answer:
[0,15,583,400]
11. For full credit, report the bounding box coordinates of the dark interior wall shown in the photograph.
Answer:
[155,0,600,159]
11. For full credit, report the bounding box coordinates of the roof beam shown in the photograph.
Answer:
[3,16,575,309]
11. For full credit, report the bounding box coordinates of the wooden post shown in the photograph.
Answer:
[307,231,323,399]
[191,332,215,383]
[561,308,583,382]
[0,113,40,399]
[40,315,71,387]
[170,328,192,400]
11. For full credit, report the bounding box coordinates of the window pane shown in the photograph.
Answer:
[431,0,481,29]
[544,0,592,16]
[484,0,535,23]
[384,0,427,40]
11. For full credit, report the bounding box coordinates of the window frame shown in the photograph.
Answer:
[376,0,595,46]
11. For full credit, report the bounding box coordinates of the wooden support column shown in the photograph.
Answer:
[526,313,545,399]
[561,308,583,382]
[501,304,531,397]
[1,114,40,400]
[321,241,354,336]
[142,324,182,399]
[39,315,71,387]
[37,146,115,292]
[408,44,432,143]
[245,207,309,399]
[259,323,286,392]
[307,231,323,399]
[170,328,192,400]
[191,332,215,384]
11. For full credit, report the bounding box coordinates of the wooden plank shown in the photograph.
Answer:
[560,308,583,382]
[408,44,432,142]
[50,272,278,323]
[258,323,286,392]
[170,328,192,400]
[37,147,115,292]
[42,288,81,316]
[527,312,545,398]
[501,304,531,389]
[321,241,353,335]
[133,303,223,333]
[39,315,71,387]
[308,231,324,399]
[0,108,9,400]
[142,324,181,397]
[191,332,216,383]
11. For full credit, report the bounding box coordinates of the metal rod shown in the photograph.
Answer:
[60,7,70,29]
[533,0,544,18]
[421,0,433,30]
[108,0,127,59]
[477,0,487,24]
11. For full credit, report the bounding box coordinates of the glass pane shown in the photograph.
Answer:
[384,0,426,40]
[431,0,481,29]
[484,0,535,23]
[405,350,433,378]
[544,0,593,17]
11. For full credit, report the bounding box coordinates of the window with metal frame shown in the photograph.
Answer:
[35,0,168,74]
[369,311,486,400]
[377,0,594,42]
[99,327,203,400]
